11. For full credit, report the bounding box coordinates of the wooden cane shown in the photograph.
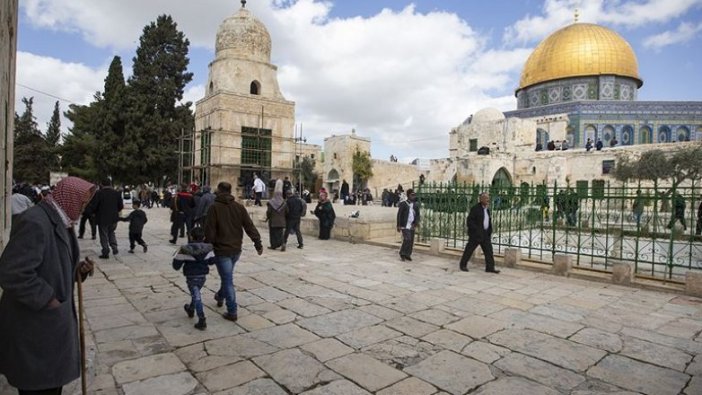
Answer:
[76,257,92,395]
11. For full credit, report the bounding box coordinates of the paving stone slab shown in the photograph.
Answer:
[112,352,186,384]
[421,329,473,352]
[94,324,160,344]
[404,350,493,395]
[460,340,510,364]
[205,334,279,359]
[156,318,244,348]
[376,377,437,395]
[472,376,560,395]
[262,308,297,324]
[298,379,372,395]
[620,336,692,372]
[297,309,383,337]
[494,352,586,392]
[488,329,606,371]
[384,316,439,338]
[686,354,702,375]
[488,308,583,338]
[326,353,407,392]
[213,378,288,395]
[253,348,341,393]
[587,354,689,395]
[409,308,462,326]
[235,313,276,331]
[362,336,440,370]
[336,324,403,349]
[278,297,333,317]
[301,338,355,362]
[569,327,623,353]
[246,323,320,348]
[196,360,266,393]
[357,304,404,320]
[684,376,702,395]
[446,315,505,339]
[121,372,198,395]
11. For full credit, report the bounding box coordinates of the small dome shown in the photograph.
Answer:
[471,107,505,124]
[518,23,641,91]
[215,8,271,63]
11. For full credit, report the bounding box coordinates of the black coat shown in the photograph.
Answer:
[466,203,492,242]
[0,202,82,390]
[85,186,123,226]
[120,208,148,233]
[396,200,420,229]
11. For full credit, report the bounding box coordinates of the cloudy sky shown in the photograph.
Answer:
[16,0,702,162]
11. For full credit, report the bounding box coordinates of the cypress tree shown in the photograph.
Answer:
[45,101,62,171]
[14,97,51,183]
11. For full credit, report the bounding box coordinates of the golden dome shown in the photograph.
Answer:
[518,23,642,90]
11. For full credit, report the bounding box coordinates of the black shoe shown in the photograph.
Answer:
[143,245,148,253]
[128,250,134,254]
[267,246,277,250]
[281,245,286,252]
[98,254,109,260]
[169,239,177,244]
[184,304,194,318]
[77,235,84,239]
[297,244,303,249]
[459,267,469,272]
[91,236,96,240]
[214,293,224,307]
[194,318,207,330]
[112,250,118,255]
[405,256,412,262]
[400,255,406,262]
[222,312,238,322]
[179,234,185,238]
[486,269,501,274]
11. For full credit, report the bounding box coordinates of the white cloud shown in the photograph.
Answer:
[15,52,107,136]
[19,0,531,159]
[643,21,702,50]
[503,0,702,45]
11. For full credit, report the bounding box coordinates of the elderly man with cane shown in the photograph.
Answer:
[0,176,96,395]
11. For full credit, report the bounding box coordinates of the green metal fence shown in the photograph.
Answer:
[415,180,702,281]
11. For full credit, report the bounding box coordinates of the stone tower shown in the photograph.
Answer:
[193,1,295,196]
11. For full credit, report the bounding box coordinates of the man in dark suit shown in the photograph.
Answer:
[84,178,124,259]
[459,192,499,273]
[396,189,420,262]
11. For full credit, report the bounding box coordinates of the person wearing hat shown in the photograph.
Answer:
[396,188,420,261]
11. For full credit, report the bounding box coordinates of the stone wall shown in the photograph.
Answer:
[322,132,370,193]
[367,159,421,197]
[0,0,17,250]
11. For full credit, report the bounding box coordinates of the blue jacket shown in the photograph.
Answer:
[172,242,215,276]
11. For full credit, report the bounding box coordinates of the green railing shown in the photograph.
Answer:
[415,181,702,281]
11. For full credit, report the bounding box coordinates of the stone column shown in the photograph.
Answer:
[552,254,572,276]
[503,248,521,268]
[430,239,445,254]
[611,261,634,284]
[685,272,702,298]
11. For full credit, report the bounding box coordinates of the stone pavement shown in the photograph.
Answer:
[28,206,702,394]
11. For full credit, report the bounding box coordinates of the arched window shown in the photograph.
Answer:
[676,126,690,142]
[658,125,671,143]
[602,125,615,145]
[639,126,652,144]
[536,128,549,145]
[250,80,261,95]
[209,81,214,95]
[620,125,634,145]
[584,124,597,143]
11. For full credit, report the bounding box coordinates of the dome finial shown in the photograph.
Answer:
[574,8,580,23]
[241,0,246,8]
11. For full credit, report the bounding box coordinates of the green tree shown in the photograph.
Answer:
[299,156,317,191]
[352,147,373,189]
[14,97,51,183]
[62,98,102,181]
[126,14,194,185]
[45,100,62,171]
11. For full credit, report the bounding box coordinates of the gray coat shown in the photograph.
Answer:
[0,202,82,390]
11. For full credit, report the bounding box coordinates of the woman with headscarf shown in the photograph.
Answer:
[314,190,336,240]
[266,179,288,249]
[0,176,97,395]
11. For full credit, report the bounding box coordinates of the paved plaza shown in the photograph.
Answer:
[12,205,702,394]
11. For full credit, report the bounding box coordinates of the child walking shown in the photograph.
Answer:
[172,227,216,330]
[119,199,148,253]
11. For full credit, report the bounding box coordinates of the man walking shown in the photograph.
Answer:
[85,178,123,259]
[396,189,419,261]
[458,192,499,273]
[282,190,306,251]
[253,174,265,206]
[205,182,263,322]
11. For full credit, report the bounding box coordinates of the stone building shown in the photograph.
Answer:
[322,130,371,194]
[0,0,17,249]
[449,21,702,188]
[193,2,295,196]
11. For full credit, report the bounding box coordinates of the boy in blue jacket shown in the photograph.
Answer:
[172,227,215,330]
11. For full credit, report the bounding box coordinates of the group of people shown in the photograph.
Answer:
[396,189,500,273]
